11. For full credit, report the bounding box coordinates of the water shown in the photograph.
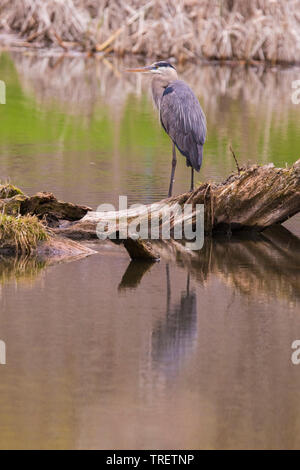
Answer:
[0,51,300,449]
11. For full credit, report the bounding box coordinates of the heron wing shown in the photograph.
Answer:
[160,80,206,171]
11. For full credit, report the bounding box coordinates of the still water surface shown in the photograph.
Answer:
[0,52,300,449]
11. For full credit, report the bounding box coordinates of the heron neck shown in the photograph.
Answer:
[151,76,174,109]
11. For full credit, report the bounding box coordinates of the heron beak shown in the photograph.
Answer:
[125,65,154,73]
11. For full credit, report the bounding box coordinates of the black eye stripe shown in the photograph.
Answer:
[154,61,176,70]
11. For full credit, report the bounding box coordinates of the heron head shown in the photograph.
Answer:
[126,61,177,79]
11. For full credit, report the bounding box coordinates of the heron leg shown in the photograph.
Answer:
[190,168,194,192]
[168,143,177,197]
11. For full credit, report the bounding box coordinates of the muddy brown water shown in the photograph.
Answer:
[0,52,299,449]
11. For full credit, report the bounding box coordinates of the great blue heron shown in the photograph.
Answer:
[126,61,206,197]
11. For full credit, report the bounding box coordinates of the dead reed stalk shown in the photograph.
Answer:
[1,0,300,63]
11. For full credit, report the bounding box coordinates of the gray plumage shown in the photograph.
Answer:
[159,80,206,172]
[127,61,206,196]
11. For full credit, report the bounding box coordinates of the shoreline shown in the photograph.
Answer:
[1,39,300,70]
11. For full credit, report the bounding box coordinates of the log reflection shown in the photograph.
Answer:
[118,260,156,290]
[156,225,300,304]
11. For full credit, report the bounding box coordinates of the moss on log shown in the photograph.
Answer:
[0,183,24,199]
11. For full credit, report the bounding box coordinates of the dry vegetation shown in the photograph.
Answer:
[0,213,49,254]
[0,183,49,254]
[0,183,94,256]
[1,0,300,63]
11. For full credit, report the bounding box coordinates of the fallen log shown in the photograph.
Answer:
[122,237,160,261]
[0,189,91,225]
[1,160,299,260]
[54,160,300,259]
[20,191,91,224]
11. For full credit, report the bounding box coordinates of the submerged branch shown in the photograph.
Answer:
[229,145,241,174]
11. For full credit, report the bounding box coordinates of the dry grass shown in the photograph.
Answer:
[1,0,300,63]
[0,214,49,254]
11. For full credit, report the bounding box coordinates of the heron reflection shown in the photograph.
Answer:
[151,264,198,376]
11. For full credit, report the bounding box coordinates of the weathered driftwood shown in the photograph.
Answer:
[1,190,91,225]
[20,192,91,224]
[122,237,160,261]
[35,237,96,260]
[54,160,300,259]
[1,161,299,260]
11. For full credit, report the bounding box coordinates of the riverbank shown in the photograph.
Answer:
[0,0,300,64]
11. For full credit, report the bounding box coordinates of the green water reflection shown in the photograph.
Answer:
[0,52,300,207]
